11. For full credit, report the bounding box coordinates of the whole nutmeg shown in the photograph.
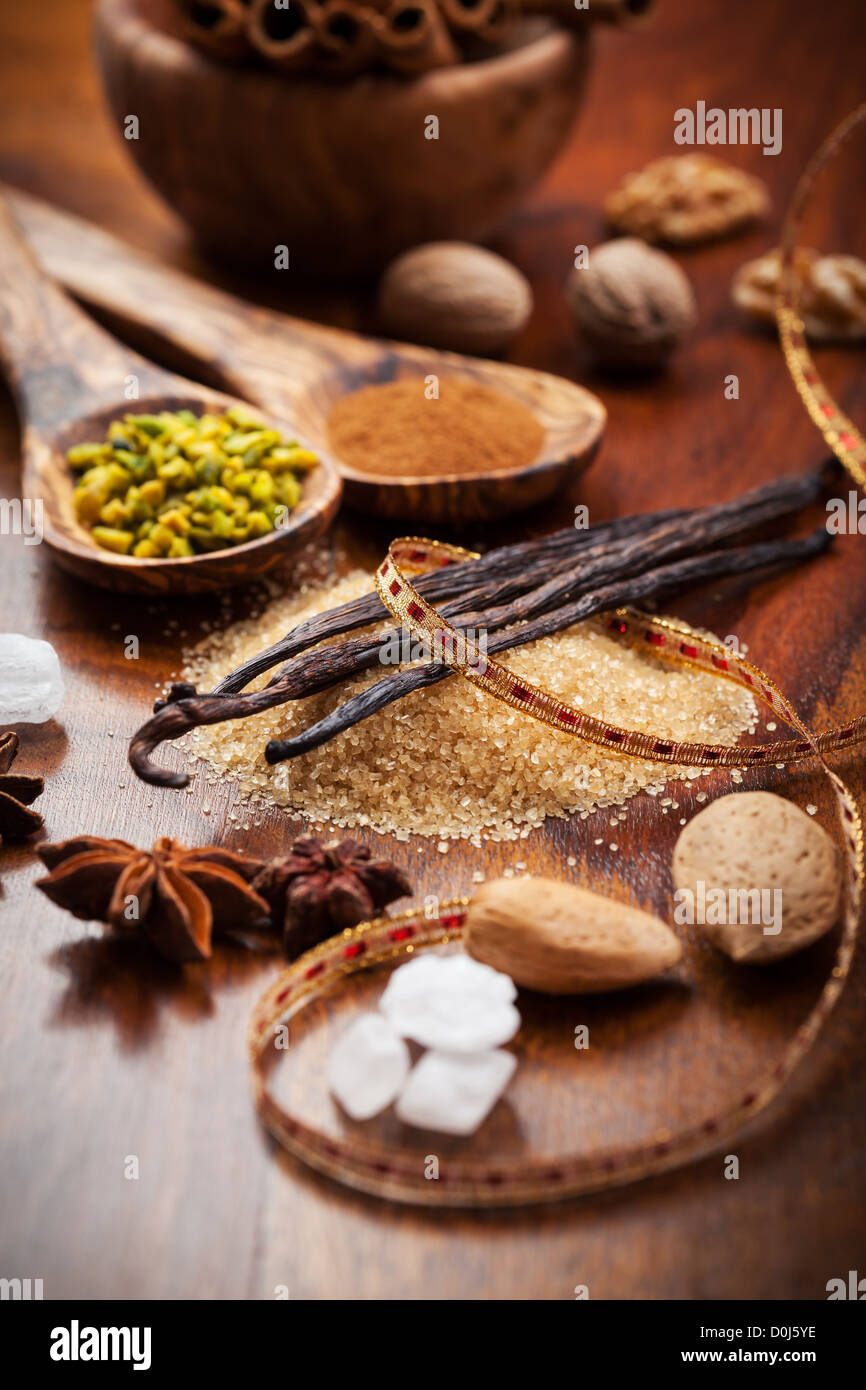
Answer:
[565,237,696,368]
[377,241,533,356]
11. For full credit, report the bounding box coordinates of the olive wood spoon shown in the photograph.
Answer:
[0,195,341,594]
[5,187,607,525]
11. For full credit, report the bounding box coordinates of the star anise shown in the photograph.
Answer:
[36,836,272,963]
[252,836,413,960]
[0,731,44,845]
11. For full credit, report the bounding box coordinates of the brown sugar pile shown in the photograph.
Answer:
[183,572,758,845]
[327,377,544,479]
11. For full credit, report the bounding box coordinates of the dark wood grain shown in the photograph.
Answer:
[0,0,865,1300]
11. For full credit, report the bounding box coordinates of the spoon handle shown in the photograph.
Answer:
[4,187,382,417]
[0,194,163,430]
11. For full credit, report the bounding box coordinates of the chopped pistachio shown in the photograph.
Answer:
[91,526,134,554]
[133,538,160,558]
[67,442,111,468]
[68,407,315,557]
[139,479,166,507]
[125,414,167,437]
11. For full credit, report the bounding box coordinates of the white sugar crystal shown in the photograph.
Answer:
[0,634,64,724]
[396,1049,517,1135]
[327,1013,410,1121]
[383,993,519,1052]
[381,952,516,1006]
[379,953,520,1051]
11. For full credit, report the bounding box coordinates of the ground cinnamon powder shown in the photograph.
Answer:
[327,377,545,480]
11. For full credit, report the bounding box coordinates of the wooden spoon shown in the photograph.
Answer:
[0,196,341,594]
[5,188,607,526]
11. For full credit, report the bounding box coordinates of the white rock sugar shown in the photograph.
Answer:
[0,633,64,724]
[396,1049,517,1136]
[327,1013,410,1121]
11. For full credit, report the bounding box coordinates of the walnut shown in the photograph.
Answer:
[605,154,770,245]
[565,237,696,368]
[809,255,866,339]
[733,248,866,342]
[732,246,818,323]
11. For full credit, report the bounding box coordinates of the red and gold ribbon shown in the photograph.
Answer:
[777,101,866,488]
[252,108,866,1205]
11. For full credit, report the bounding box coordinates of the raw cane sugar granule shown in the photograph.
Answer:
[184,573,757,843]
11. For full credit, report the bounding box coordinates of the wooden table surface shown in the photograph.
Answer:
[1,0,865,1300]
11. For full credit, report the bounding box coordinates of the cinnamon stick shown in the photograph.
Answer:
[176,0,253,59]
[315,0,383,75]
[248,0,318,69]
[437,0,505,32]
[584,0,655,23]
[473,0,516,40]
[376,0,458,73]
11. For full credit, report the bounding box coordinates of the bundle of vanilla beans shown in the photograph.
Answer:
[175,0,649,78]
[129,467,833,786]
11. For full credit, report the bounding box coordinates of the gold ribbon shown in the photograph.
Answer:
[777,102,866,488]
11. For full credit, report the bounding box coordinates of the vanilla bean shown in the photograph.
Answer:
[211,508,681,695]
[242,464,830,709]
[212,466,826,696]
[265,530,830,762]
[436,474,829,631]
[129,467,832,786]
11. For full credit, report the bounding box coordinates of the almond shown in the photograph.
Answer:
[464,876,682,994]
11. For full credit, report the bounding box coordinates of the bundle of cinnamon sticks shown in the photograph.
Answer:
[174,0,652,79]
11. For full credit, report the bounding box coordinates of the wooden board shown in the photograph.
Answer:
[0,0,865,1299]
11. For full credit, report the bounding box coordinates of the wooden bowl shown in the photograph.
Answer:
[94,0,593,276]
